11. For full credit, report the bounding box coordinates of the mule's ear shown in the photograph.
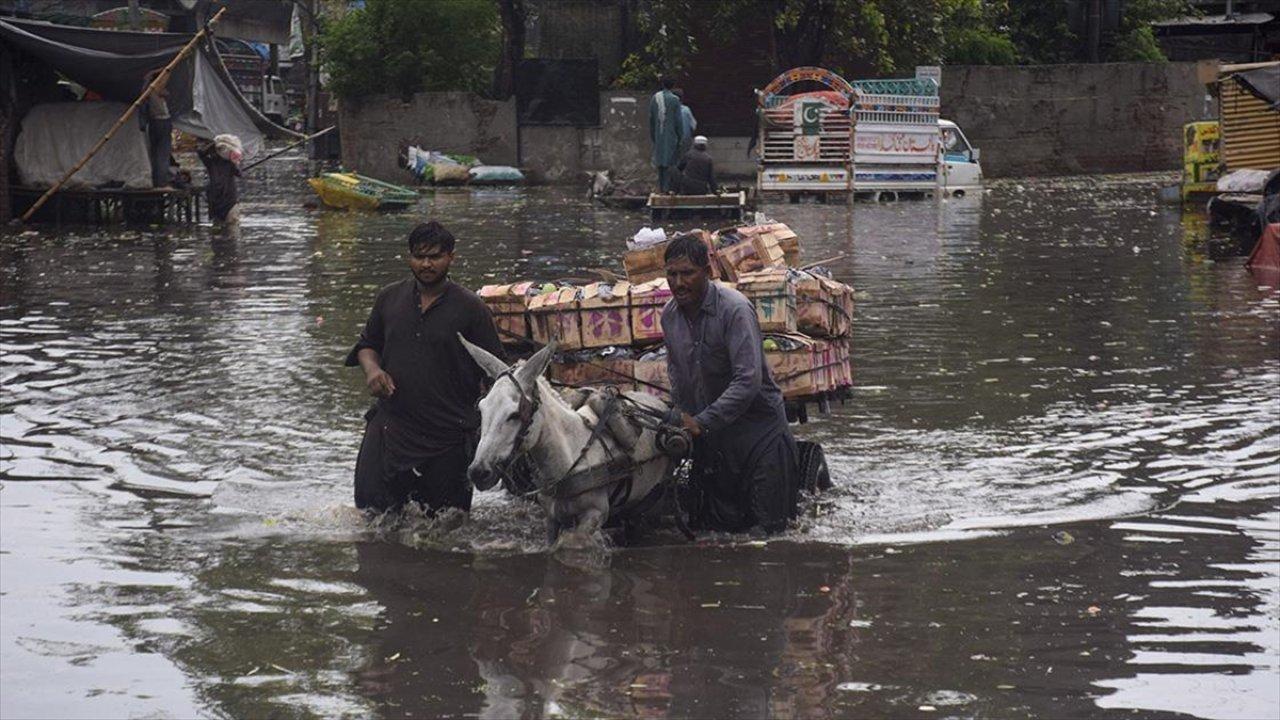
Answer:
[458,333,509,379]
[516,341,556,389]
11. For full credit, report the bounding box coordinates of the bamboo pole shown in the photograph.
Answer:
[240,126,334,172]
[20,7,227,223]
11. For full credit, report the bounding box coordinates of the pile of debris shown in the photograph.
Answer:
[404,146,524,186]
[479,221,854,406]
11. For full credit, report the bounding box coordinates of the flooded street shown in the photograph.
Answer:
[2,159,1277,719]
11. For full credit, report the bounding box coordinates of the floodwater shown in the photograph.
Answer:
[2,157,1277,719]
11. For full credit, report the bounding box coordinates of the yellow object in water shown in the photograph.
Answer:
[307,172,417,211]
[1182,121,1221,199]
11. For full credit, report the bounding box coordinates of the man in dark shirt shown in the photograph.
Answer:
[197,139,240,225]
[346,221,505,513]
[675,135,718,195]
[661,235,799,533]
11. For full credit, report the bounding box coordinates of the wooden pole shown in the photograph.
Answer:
[20,7,228,223]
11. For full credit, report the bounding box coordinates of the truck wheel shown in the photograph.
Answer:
[797,440,832,493]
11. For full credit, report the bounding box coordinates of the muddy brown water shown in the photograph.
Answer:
[1,159,1277,719]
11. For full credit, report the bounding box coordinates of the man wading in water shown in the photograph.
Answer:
[346,221,505,513]
[661,235,800,533]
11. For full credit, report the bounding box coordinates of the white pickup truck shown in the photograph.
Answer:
[755,67,983,200]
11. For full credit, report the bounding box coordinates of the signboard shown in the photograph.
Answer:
[915,65,942,90]
[854,130,939,156]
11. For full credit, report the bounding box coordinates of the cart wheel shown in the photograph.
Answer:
[797,440,832,493]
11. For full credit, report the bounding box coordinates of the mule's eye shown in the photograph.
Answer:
[507,412,521,423]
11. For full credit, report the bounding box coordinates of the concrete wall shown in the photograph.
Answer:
[940,61,1216,178]
[339,62,1216,185]
[338,93,518,183]
[521,95,757,185]
[516,91,653,185]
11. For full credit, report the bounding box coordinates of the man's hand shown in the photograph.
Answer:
[681,412,703,438]
[365,368,396,399]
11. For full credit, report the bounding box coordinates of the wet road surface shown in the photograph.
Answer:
[2,161,1277,718]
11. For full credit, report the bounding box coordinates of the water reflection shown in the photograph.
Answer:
[64,507,1276,719]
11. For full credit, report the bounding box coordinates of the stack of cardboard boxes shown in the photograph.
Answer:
[478,222,854,402]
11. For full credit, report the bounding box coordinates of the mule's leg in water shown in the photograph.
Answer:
[542,498,563,545]
[553,500,608,551]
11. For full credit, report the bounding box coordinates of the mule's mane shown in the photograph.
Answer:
[535,376,572,413]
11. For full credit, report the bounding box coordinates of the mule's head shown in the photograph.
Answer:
[459,335,555,491]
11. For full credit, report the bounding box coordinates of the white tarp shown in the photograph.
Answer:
[14,102,152,189]
[176,51,264,159]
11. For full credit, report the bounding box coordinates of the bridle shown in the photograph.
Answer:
[482,368,696,538]
[493,368,541,479]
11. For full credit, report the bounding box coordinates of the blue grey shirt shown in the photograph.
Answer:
[661,282,787,433]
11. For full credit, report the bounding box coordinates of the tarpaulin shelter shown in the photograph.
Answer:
[0,16,299,161]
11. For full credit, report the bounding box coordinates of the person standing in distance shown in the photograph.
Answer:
[346,221,505,513]
[648,76,685,193]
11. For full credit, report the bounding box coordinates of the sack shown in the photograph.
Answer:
[431,163,470,185]
[468,165,524,184]
[214,134,243,165]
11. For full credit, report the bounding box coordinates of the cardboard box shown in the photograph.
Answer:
[756,223,801,267]
[580,281,632,348]
[633,351,672,401]
[736,269,797,334]
[479,281,537,343]
[623,231,720,285]
[796,274,853,338]
[630,278,672,344]
[550,355,634,391]
[529,287,584,350]
[622,243,668,285]
[764,334,818,398]
[716,225,789,280]
[809,338,852,392]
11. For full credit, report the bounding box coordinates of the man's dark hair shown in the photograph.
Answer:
[407,221,456,253]
[661,76,676,90]
[663,233,710,268]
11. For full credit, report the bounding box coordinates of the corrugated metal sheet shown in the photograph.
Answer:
[1220,71,1280,171]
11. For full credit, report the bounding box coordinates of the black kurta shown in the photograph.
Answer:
[197,144,239,221]
[346,278,504,509]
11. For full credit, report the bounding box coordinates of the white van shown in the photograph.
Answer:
[940,119,983,197]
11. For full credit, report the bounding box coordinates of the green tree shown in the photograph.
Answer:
[1109,0,1192,62]
[614,0,698,89]
[940,0,1019,65]
[322,0,499,100]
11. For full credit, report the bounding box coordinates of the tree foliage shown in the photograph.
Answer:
[612,0,1192,88]
[322,0,499,100]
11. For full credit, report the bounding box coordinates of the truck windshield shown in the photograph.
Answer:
[942,127,971,160]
